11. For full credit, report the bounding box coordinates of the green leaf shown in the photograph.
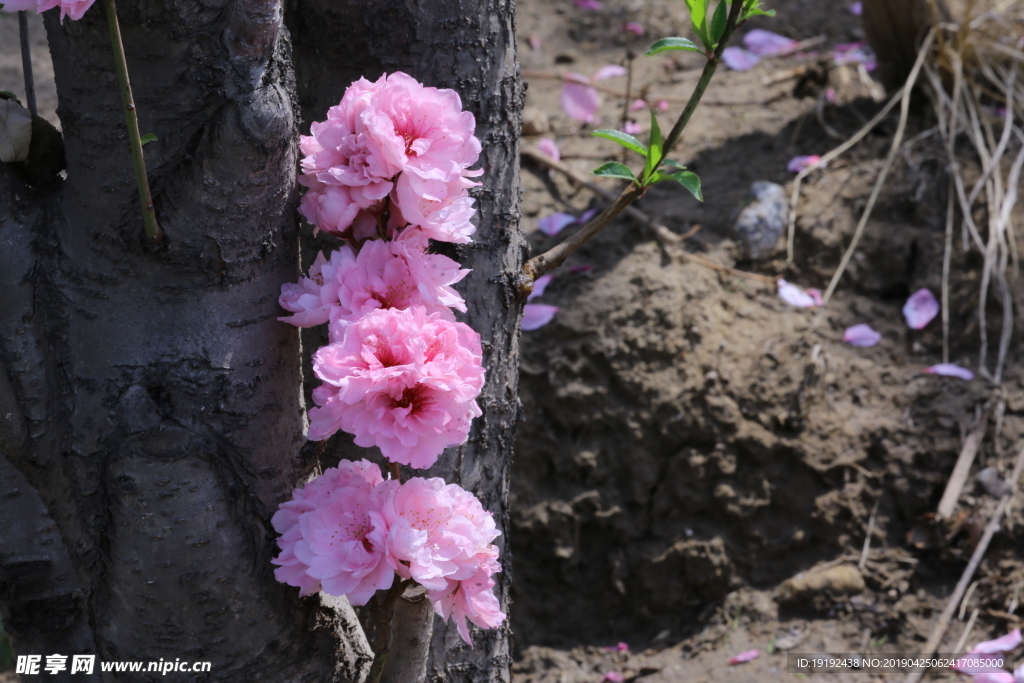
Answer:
[684,0,711,49]
[591,162,636,182]
[642,110,663,183]
[591,129,648,156]
[662,159,685,169]
[741,0,775,19]
[140,133,158,146]
[645,37,703,57]
[710,0,728,46]
[669,170,704,201]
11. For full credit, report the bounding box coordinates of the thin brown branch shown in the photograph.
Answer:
[522,149,775,285]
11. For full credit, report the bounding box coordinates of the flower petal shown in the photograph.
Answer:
[973,630,1023,654]
[843,324,881,347]
[593,65,628,81]
[778,279,821,308]
[573,0,601,9]
[902,288,939,329]
[743,29,798,56]
[537,212,578,236]
[788,155,823,173]
[722,47,761,71]
[522,304,558,330]
[924,364,975,381]
[537,137,560,162]
[528,274,554,301]
[850,1,863,15]
[729,649,760,665]
[622,22,644,36]
[561,80,601,123]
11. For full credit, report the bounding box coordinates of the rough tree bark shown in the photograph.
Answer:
[285,1,524,681]
[0,1,376,680]
[2,0,522,681]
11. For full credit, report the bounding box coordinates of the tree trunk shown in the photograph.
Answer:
[286,1,524,681]
[861,0,942,90]
[0,1,372,680]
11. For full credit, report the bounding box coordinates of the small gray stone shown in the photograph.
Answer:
[977,466,1012,497]
[734,181,788,261]
[522,107,550,136]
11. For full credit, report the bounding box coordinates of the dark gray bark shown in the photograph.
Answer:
[286,1,525,681]
[0,1,371,680]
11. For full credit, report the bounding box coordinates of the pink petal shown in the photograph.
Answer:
[834,42,877,70]
[528,274,554,301]
[622,22,644,36]
[850,1,863,15]
[573,0,601,8]
[844,324,881,347]
[622,121,642,135]
[656,99,669,112]
[902,288,939,329]
[570,264,593,273]
[729,649,760,665]
[788,155,822,173]
[616,642,629,653]
[537,212,577,236]
[537,137,561,162]
[529,35,542,51]
[577,209,598,223]
[629,99,648,111]
[743,29,798,56]
[593,65,628,81]
[925,364,975,381]
[973,630,1023,654]
[522,304,559,330]
[602,673,626,683]
[808,289,824,306]
[561,79,601,123]
[722,47,761,71]
[778,279,821,308]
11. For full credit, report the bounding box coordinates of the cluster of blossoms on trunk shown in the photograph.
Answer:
[1,0,95,22]
[272,72,504,645]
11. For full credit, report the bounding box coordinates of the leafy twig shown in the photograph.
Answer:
[523,0,748,283]
[102,0,161,242]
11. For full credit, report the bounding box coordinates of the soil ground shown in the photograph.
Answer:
[3,3,1024,683]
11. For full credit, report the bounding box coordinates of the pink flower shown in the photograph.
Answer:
[925,364,975,381]
[522,304,559,330]
[279,238,469,334]
[903,288,939,329]
[843,324,881,347]
[622,22,644,36]
[298,72,481,240]
[629,99,648,112]
[722,47,761,71]
[622,121,642,135]
[308,307,485,469]
[788,155,823,173]
[850,1,863,15]
[777,279,822,308]
[379,477,501,589]
[656,100,669,112]
[603,674,626,683]
[743,30,797,56]
[271,460,391,601]
[528,35,542,51]
[537,138,561,162]
[729,649,760,665]
[561,66,627,123]
[1,0,95,22]
[428,564,506,647]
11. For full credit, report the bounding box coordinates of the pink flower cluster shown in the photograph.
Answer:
[272,460,506,646]
[1,0,94,22]
[280,72,487,470]
[274,74,501,643]
[298,72,482,244]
